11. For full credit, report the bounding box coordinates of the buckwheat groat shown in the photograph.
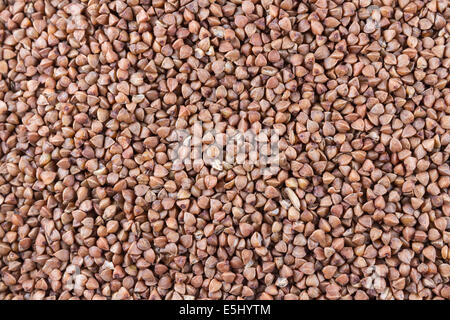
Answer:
[0,0,448,300]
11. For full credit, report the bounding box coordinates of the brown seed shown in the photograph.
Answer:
[179,45,193,59]
[209,279,222,293]
[279,17,292,31]
[40,171,57,185]
[242,1,255,14]
[441,116,450,129]
[154,165,168,178]
[265,186,280,199]
[239,223,254,238]
[205,175,218,189]
[422,246,436,262]
[235,175,247,190]
[285,188,300,210]
[0,0,447,302]
[311,20,324,35]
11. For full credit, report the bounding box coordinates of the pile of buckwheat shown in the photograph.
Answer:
[0,0,449,300]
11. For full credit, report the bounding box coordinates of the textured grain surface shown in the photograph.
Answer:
[0,0,449,300]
